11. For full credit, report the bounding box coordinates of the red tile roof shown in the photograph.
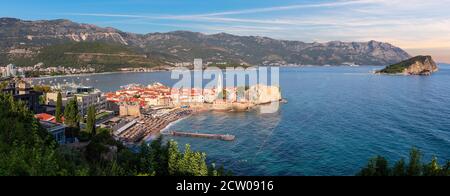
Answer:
[35,113,65,123]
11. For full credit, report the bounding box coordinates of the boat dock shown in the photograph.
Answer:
[166,131,236,141]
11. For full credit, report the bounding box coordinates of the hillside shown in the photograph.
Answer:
[2,42,164,71]
[0,17,412,69]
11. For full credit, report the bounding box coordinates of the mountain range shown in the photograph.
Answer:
[0,17,412,70]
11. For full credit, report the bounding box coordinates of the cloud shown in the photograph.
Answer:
[194,0,377,16]
[65,0,450,52]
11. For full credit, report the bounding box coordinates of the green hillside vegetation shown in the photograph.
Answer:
[0,93,228,176]
[6,42,163,71]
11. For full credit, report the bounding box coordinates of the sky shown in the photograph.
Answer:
[1,0,450,63]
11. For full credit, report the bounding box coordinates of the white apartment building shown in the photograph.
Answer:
[47,86,107,116]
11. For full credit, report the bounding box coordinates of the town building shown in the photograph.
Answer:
[105,82,172,109]
[38,120,66,145]
[2,80,43,113]
[35,113,64,123]
[119,104,141,117]
[46,86,107,116]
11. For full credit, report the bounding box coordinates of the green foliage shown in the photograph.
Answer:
[33,85,50,105]
[63,96,79,128]
[423,156,442,176]
[85,105,96,136]
[167,140,209,176]
[378,63,408,74]
[168,140,182,175]
[0,81,8,90]
[55,92,62,123]
[407,148,422,176]
[33,85,52,93]
[358,148,449,176]
[392,158,406,176]
[0,93,68,176]
[357,156,390,176]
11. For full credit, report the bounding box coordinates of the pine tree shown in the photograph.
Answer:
[149,137,166,175]
[392,158,406,176]
[423,156,442,176]
[86,105,96,136]
[374,156,389,176]
[64,96,79,128]
[443,161,450,176]
[357,156,389,176]
[55,92,62,123]
[168,140,181,176]
[407,148,422,176]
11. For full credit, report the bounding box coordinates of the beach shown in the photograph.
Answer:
[117,108,194,143]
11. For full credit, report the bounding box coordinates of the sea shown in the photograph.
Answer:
[32,65,450,176]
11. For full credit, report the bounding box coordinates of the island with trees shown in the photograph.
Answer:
[377,55,439,75]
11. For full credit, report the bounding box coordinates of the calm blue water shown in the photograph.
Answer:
[34,66,450,176]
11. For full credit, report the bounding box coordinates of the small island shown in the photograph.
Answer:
[377,55,438,75]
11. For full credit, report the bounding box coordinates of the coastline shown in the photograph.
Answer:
[29,70,170,80]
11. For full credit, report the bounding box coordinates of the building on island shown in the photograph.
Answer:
[105,82,172,112]
[119,104,141,117]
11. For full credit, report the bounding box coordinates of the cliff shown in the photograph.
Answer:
[377,56,438,75]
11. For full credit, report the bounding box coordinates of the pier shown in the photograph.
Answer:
[166,131,236,141]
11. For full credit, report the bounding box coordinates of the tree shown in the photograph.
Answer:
[55,92,63,123]
[177,144,208,176]
[33,85,51,93]
[423,156,442,176]
[358,148,449,176]
[165,140,209,176]
[442,161,450,176]
[64,96,79,128]
[392,158,406,176]
[407,148,422,176]
[148,136,168,175]
[168,140,181,176]
[0,94,72,176]
[63,96,80,139]
[86,105,96,136]
[358,156,389,176]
